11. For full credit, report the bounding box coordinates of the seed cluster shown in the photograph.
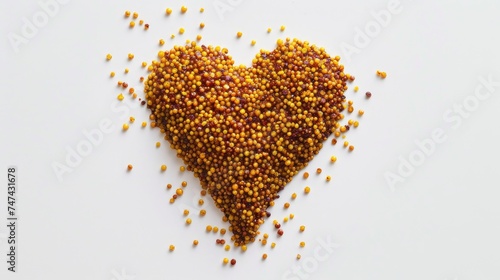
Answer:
[145,38,348,245]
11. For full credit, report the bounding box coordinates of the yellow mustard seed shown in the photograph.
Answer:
[220,228,226,235]
[193,240,199,246]
[159,39,165,46]
[206,225,212,232]
[169,245,175,251]
[200,209,206,216]
[139,20,143,25]
[262,253,268,260]
[271,242,276,248]
[284,202,290,209]
[180,166,185,172]
[241,245,247,252]
[166,184,172,189]
[117,93,124,101]
[303,172,309,179]
[251,40,256,46]
[343,141,349,147]
[124,68,129,73]
[196,35,202,41]
[110,71,115,77]
[304,186,310,194]
[267,27,272,33]
[124,11,131,17]
[132,12,138,19]
[316,168,322,174]
[166,8,172,15]
[127,164,133,170]
[181,6,188,13]
[156,142,161,148]
[296,254,301,259]
[358,110,364,116]
[169,198,175,203]
[263,233,269,239]
[129,21,135,28]
[353,121,359,128]
[106,54,112,60]
[122,123,129,131]
[289,213,294,219]
[291,193,297,199]
[261,239,267,245]
[200,7,204,13]
[236,31,243,38]
[330,156,337,163]
[183,209,189,216]
[141,121,147,127]
[224,245,230,251]
[199,22,205,29]
[186,218,192,225]
[198,199,204,205]
[223,258,229,264]
[354,86,359,92]
[326,175,331,181]
[181,181,187,187]
[212,226,219,233]
[170,34,175,39]
[179,28,185,34]
[176,188,183,196]
[161,165,167,171]
[128,53,134,60]
[299,225,305,232]
[300,241,305,247]
[280,25,286,31]
[141,61,147,68]
[129,116,135,123]
[349,145,355,151]
[283,217,289,222]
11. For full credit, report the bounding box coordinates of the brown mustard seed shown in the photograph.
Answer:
[144,39,349,245]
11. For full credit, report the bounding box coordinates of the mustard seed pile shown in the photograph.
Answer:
[144,38,348,245]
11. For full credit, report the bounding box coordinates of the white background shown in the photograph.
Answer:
[1,0,500,279]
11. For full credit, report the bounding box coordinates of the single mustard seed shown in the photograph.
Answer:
[129,116,135,123]
[198,199,204,205]
[224,245,230,251]
[291,193,297,199]
[117,93,124,101]
[316,168,322,174]
[128,53,134,60]
[206,225,212,232]
[129,21,135,28]
[159,39,165,46]
[271,242,276,248]
[180,166,185,172]
[141,62,147,67]
[139,20,143,25]
[166,184,172,189]
[304,186,310,194]
[193,240,199,246]
[166,8,172,15]
[156,142,161,148]
[230,259,236,265]
[199,22,205,29]
[183,209,189,216]
[299,225,305,232]
[200,7,204,13]
[241,245,247,252]
[144,23,149,29]
[181,6,188,13]
[330,156,337,163]
[300,241,305,247]
[251,40,256,46]
[349,145,355,151]
[267,27,272,33]
[124,68,129,73]
[109,71,115,77]
[223,258,229,264]
[179,28,185,34]
[296,254,301,260]
[283,217,289,222]
[303,172,309,179]
[284,202,290,209]
[186,218,192,225]
[358,110,365,116]
[261,239,267,245]
[353,121,359,128]
[326,175,332,181]
[263,233,269,239]
[124,10,131,17]
[236,31,243,38]
[262,253,268,260]
[169,198,174,203]
[106,54,112,60]
[132,12,138,19]
[220,228,226,235]
[343,141,349,147]
[196,35,202,41]
[127,164,133,170]
[280,25,286,31]
[181,181,187,187]
[169,245,175,251]
[289,213,295,219]
[161,165,167,171]
[141,121,147,127]
[200,209,206,216]
[176,188,183,196]
[212,226,219,233]
[122,123,129,131]
[354,86,359,92]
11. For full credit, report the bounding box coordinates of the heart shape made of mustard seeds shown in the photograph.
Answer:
[145,38,348,245]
